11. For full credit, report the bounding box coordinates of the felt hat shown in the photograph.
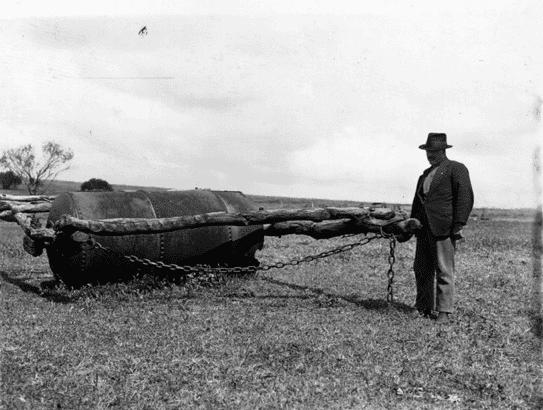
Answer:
[419,133,452,150]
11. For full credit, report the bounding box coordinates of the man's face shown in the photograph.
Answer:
[426,149,446,165]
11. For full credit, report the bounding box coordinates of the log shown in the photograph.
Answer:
[263,217,422,239]
[11,212,33,237]
[0,210,17,222]
[10,212,55,243]
[54,206,417,238]
[0,201,52,213]
[0,194,54,216]
[23,235,44,257]
[0,196,56,244]
[0,194,56,202]
[25,227,56,242]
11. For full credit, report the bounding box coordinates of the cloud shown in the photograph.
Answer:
[1,9,541,208]
[3,0,528,19]
[288,126,420,187]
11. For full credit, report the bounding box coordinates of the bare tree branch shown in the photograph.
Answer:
[0,142,74,194]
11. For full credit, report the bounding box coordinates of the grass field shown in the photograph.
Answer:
[1,189,542,409]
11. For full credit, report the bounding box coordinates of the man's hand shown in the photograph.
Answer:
[395,233,412,243]
[451,226,465,241]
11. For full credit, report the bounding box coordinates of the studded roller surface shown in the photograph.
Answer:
[45,190,264,288]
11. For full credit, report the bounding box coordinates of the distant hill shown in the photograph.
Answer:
[248,194,405,211]
[0,179,534,219]
[0,180,408,210]
[0,180,170,196]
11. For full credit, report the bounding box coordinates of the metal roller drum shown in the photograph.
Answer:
[45,190,264,287]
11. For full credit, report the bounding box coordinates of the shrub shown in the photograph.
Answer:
[80,178,114,192]
[0,170,22,190]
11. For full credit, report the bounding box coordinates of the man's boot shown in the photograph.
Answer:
[435,312,450,324]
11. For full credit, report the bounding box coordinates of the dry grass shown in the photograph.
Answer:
[0,204,541,409]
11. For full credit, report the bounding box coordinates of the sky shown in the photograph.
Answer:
[1,1,541,208]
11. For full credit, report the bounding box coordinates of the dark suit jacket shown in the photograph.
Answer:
[410,159,474,237]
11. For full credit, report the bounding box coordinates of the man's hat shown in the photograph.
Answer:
[419,133,453,150]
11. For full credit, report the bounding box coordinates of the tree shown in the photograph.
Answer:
[0,142,74,195]
[81,178,114,192]
[0,170,22,190]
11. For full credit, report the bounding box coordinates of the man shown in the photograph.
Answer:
[408,133,474,324]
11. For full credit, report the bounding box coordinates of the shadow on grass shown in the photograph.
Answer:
[227,291,411,312]
[256,275,412,312]
[0,271,74,304]
[1,270,413,315]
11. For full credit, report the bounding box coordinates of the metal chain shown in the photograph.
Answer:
[90,234,382,274]
[258,233,383,271]
[86,231,398,298]
[91,241,258,276]
[379,227,397,302]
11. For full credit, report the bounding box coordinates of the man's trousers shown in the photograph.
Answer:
[413,230,456,313]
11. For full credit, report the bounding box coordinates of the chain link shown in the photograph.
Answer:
[86,231,398,299]
[379,227,397,302]
[92,241,259,276]
[257,234,383,272]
